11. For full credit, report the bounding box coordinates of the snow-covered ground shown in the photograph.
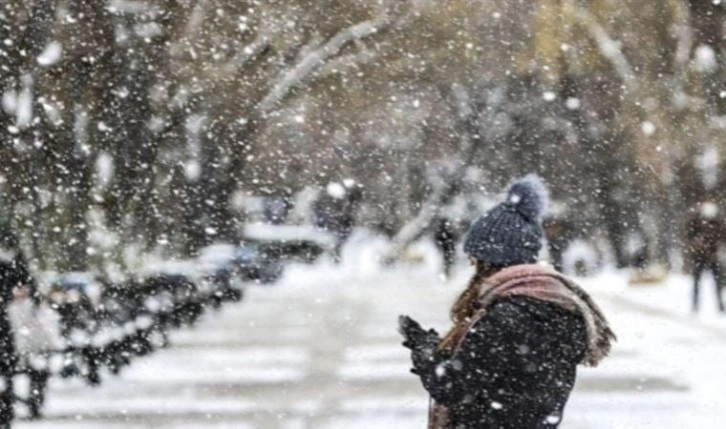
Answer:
[13,238,726,428]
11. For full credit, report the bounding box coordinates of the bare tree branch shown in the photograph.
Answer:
[568,3,638,92]
[669,0,697,110]
[317,43,380,77]
[258,3,411,114]
[220,32,272,77]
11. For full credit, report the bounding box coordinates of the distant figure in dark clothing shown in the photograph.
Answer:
[543,216,575,273]
[0,231,35,427]
[433,217,458,279]
[264,196,292,225]
[313,180,363,262]
[685,201,726,313]
[399,176,615,429]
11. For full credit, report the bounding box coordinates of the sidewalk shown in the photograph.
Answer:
[14,262,726,429]
[587,269,726,328]
[566,270,726,428]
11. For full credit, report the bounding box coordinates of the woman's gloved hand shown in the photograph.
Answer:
[398,315,439,349]
[399,315,441,374]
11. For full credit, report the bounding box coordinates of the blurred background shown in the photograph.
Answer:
[2,0,726,273]
[2,1,726,428]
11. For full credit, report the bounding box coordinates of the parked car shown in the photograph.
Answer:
[234,242,284,284]
[243,223,336,263]
[45,273,101,339]
[195,244,245,303]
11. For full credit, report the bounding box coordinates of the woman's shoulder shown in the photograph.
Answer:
[502,295,582,319]
[479,296,587,341]
[492,296,588,357]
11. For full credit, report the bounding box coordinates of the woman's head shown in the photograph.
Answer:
[463,175,549,268]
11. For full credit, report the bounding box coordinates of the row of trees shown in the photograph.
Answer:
[2,0,726,273]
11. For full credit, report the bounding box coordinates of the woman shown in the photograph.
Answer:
[400,175,615,429]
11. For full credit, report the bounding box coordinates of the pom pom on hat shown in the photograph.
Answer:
[505,174,549,221]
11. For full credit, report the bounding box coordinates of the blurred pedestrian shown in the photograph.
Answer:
[432,217,458,279]
[264,196,293,225]
[8,285,59,419]
[399,175,615,429]
[543,214,575,273]
[313,179,363,262]
[0,230,35,427]
[685,200,726,313]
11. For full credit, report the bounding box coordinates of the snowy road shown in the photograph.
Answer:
[13,262,726,429]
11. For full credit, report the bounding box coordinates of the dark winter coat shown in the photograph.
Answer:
[409,264,614,429]
[313,186,362,239]
[416,297,587,428]
[433,218,458,276]
[685,212,725,266]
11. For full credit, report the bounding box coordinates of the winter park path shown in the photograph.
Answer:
[13,265,726,429]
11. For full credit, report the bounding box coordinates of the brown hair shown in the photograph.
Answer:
[438,259,502,353]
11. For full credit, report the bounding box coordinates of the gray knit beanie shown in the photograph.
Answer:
[464,175,549,267]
